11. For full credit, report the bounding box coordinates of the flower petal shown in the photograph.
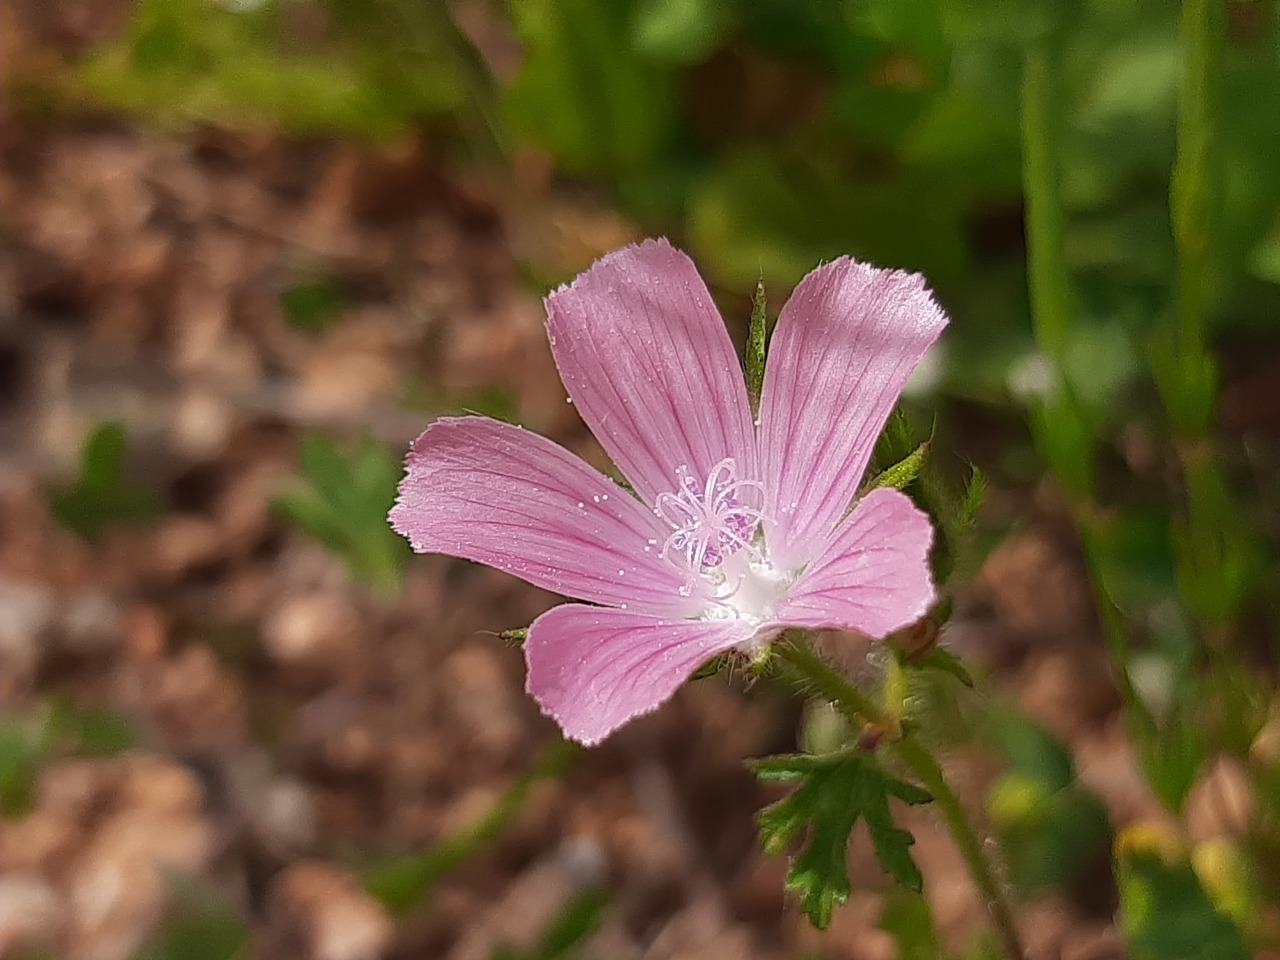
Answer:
[759,259,947,570]
[389,416,697,616]
[546,238,757,505]
[525,603,751,745]
[774,488,936,638]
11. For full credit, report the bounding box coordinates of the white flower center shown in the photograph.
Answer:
[654,458,793,628]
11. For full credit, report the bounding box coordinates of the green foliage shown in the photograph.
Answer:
[1118,851,1248,960]
[986,716,1112,895]
[492,888,610,960]
[280,276,347,335]
[48,422,163,541]
[273,432,410,597]
[866,440,931,494]
[140,879,250,960]
[47,701,136,757]
[504,0,678,173]
[366,742,579,913]
[750,750,932,928]
[878,889,945,960]
[0,702,136,817]
[78,0,465,135]
[0,714,46,817]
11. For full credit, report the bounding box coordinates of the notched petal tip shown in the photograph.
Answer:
[543,237,678,305]
[759,256,949,570]
[541,236,756,505]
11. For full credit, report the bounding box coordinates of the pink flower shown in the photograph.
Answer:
[391,239,947,745]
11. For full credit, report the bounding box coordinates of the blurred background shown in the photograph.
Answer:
[1,0,1279,958]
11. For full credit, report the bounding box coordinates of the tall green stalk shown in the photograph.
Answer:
[1020,45,1072,366]
[1171,0,1225,363]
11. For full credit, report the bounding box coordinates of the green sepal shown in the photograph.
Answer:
[746,277,768,414]
[864,440,931,493]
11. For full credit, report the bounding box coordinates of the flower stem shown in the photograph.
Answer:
[893,737,1025,960]
[775,640,1025,960]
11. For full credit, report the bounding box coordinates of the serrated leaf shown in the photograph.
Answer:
[749,751,932,928]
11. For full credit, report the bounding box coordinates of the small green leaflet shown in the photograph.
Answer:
[48,421,162,540]
[750,750,933,928]
[273,431,410,597]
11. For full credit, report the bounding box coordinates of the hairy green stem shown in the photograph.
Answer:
[775,642,1025,960]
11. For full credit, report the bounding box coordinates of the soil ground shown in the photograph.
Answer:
[0,117,1213,960]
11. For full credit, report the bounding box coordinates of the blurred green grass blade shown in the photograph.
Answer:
[504,0,678,173]
[532,887,610,960]
[365,741,580,914]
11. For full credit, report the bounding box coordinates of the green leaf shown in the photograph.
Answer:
[531,887,610,960]
[1118,852,1248,960]
[79,0,465,136]
[273,431,410,597]
[631,0,729,64]
[504,0,677,173]
[750,750,932,928]
[281,277,347,335]
[48,421,163,541]
[992,715,1076,793]
[878,889,944,960]
[141,877,250,960]
[0,714,49,817]
[746,277,768,415]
